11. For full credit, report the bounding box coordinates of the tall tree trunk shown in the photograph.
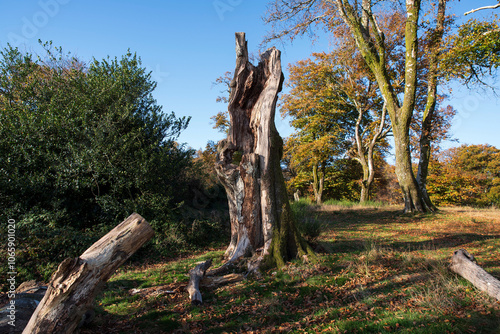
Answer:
[393,126,426,212]
[353,91,390,204]
[357,149,372,203]
[354,106,370,203]
[312,164,324,205]
[215,32,314,268]
[360,180,370,202]
[335,0,429,212]
[416,0,446,212]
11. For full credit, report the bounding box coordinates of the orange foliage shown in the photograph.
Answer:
[428,144,500,206]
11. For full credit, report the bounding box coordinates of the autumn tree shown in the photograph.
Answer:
[314,46,393,203]
[414,9,500,208]
[427,144,500,206]
[281,49,391,203]
[280,55,357,204]
[412,0,447,211]
[440,16,500,87]
[211,71,233,134]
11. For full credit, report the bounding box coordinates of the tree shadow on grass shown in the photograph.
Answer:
[81,278,187,334]
[315,207,443,237]
[319,233,500,256]
[81,206,500,333]
[178,259,500,333]
[387,233,500,252]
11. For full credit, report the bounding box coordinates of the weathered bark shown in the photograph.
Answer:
[450,249,500,301]
[393,127,427,213]
[186,260,245,305]
[416,0,446,213]
[215,32,314,268]
[23,213,154,334]
[187,259,212,305]
[293,190,300,202]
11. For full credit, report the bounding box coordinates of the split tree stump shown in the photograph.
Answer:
[23,213,154,334]
[450,249,500,301]
[215,32,314,269]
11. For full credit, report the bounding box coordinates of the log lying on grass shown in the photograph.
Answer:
[187,260,245,305]
[450,249,500,301]
[187,259,212,305]
[23,213,154,334]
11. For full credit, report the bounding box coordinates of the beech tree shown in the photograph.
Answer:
[440,17,500,87]
[280,56,356,204]
[326,0,426,212]
[264,0,457,212]
[281,50,391,203]
[211,71,233,134]
[415,0,447,211]
[427,144,500,206]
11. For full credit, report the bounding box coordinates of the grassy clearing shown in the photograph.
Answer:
[81,205,500,333]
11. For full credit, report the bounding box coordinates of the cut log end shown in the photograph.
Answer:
[190,293,203,306]
[22,213,154,334]
[450,249,500,301]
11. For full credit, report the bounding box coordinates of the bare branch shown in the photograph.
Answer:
[262,0,326,46]
[372,100,387,146]
[464,3,500,16]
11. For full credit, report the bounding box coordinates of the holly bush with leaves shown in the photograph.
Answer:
[0,43,227,283]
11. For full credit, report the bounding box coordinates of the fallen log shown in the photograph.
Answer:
[23,213,154,334]
[450,249,500,301]
[187,259,212,305]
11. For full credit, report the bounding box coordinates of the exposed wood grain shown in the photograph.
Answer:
[201,273,244,287]
[23,213,154,334]
[215,32,312,270]
[450,249,500,301]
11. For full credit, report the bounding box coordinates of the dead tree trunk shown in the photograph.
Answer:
[23,213,154,334]
[215,32,314,269]
[450,249,500,301]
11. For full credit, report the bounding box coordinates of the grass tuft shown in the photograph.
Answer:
[290,200,324,241]
[323,199,387,209]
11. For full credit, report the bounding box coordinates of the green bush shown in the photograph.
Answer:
[0,43,229,287]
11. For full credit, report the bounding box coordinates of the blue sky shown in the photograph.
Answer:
[1,0,498,154]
